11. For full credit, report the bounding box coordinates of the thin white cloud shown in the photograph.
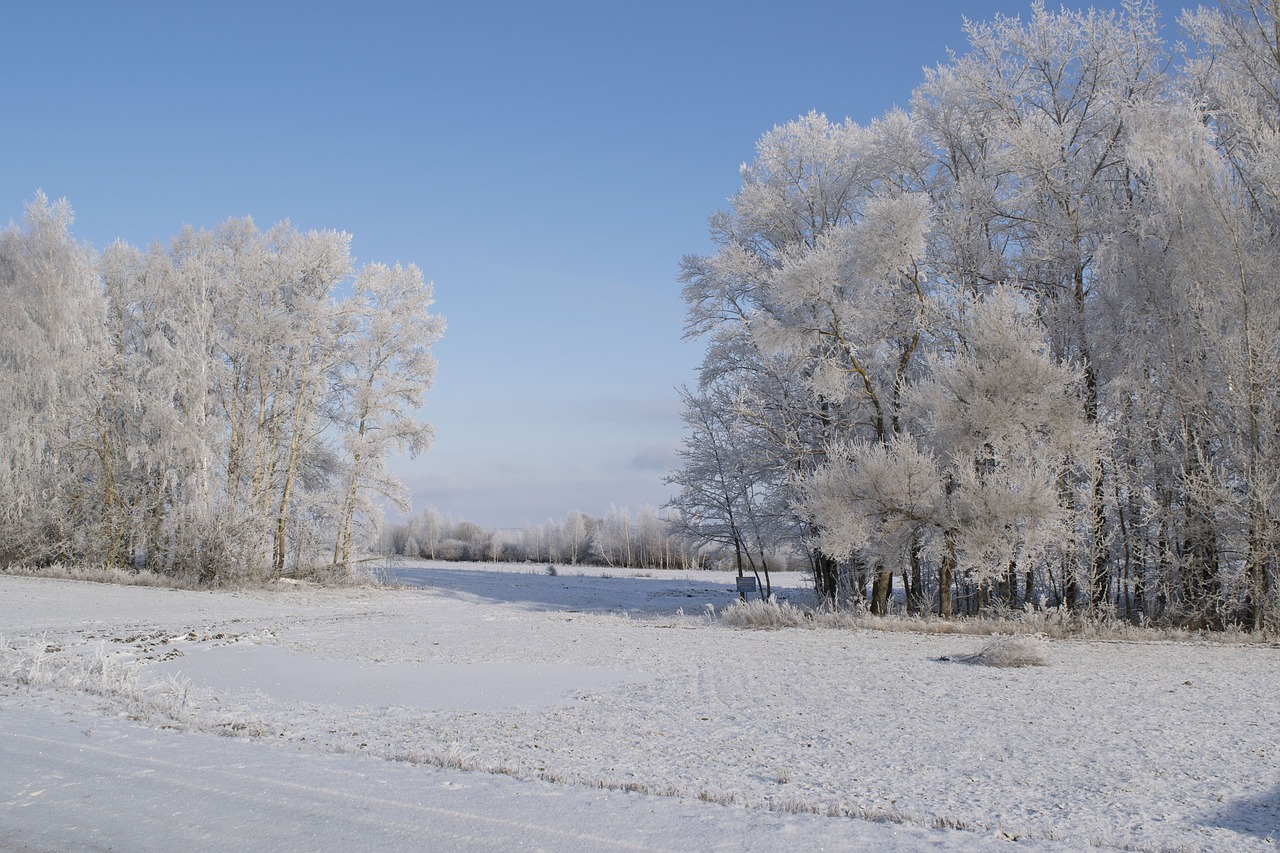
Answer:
[631,441,678,472]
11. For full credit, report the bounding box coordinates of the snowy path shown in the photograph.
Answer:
[2,565,1278,851]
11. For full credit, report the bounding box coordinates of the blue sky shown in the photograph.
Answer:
[3,1,1180,528]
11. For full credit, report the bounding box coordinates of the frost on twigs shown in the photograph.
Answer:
[944,635,1050,668]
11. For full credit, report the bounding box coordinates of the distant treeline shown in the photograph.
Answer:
[383,505,805,576]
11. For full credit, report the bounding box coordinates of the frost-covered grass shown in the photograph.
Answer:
[719,596,816,628]
[715,596,1269,644]
[0,635,191,717]
[0,559,395,591]
[0,562,200,589]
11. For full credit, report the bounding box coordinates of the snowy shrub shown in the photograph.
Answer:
[948,635,1049,668]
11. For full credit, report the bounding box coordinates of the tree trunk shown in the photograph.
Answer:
[938,531,956,618]
[1089,462,1110,609]
[813,550,838,606]
[908,537,925,614]
[734,538,745,601]
[870,567,893,615]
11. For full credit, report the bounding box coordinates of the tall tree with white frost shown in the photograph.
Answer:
[935,2,1166,608]
[681,111,936,608]
[331,262,444,568]
[1179,0,1280,628]
[0,194,101,566]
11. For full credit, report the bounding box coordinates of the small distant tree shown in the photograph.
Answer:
[561,510,590,565]
[544,518,560,563]
[413,506,444,559]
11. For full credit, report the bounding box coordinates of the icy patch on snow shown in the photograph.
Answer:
[152,642,644,711]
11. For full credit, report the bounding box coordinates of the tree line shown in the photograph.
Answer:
[670,1,1280,631]
[384,505,804,575]
[0,199,443,584]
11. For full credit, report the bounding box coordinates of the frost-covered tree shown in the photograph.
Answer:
[680,111,937,608]
[0,193,101,566]
[411,505,445,559]
[1107,93,1280,627]
[1,198,444,583]
[331,262,444,568]
[93,240,196,571]
[929,2,1167,607]
[556,509,590,565]
[667,384,781,595]
[87,219,362,581]
[1184,0,1280,220]
[799,290,1095,616]
[1178,0,1280,629]
[676,2,1272,624]
[597,504,633,567]
[911,290,1096,612]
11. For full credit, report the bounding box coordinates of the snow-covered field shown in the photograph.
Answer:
[2,561,1277,852]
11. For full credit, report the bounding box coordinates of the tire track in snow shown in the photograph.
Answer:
[1,727,680,852]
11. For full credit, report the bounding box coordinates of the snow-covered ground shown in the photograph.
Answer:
[2,560,1277,851]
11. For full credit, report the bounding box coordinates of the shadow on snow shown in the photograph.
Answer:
[389,565,746,616]
[1202,784,1280,842]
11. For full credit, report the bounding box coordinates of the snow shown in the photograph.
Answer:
[153,644,644,712]
[2,561,1278,851]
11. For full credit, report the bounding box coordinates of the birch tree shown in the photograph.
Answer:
[0,193,101,566]
[667,384,781,595]
[331,262,444,568]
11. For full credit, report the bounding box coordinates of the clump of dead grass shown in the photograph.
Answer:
[718,597,814,629]
[943,634,1050,668]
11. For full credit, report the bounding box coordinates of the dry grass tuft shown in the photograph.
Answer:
[945,635,1050,668]
[0,635,193,715]
[718,598,812,629]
